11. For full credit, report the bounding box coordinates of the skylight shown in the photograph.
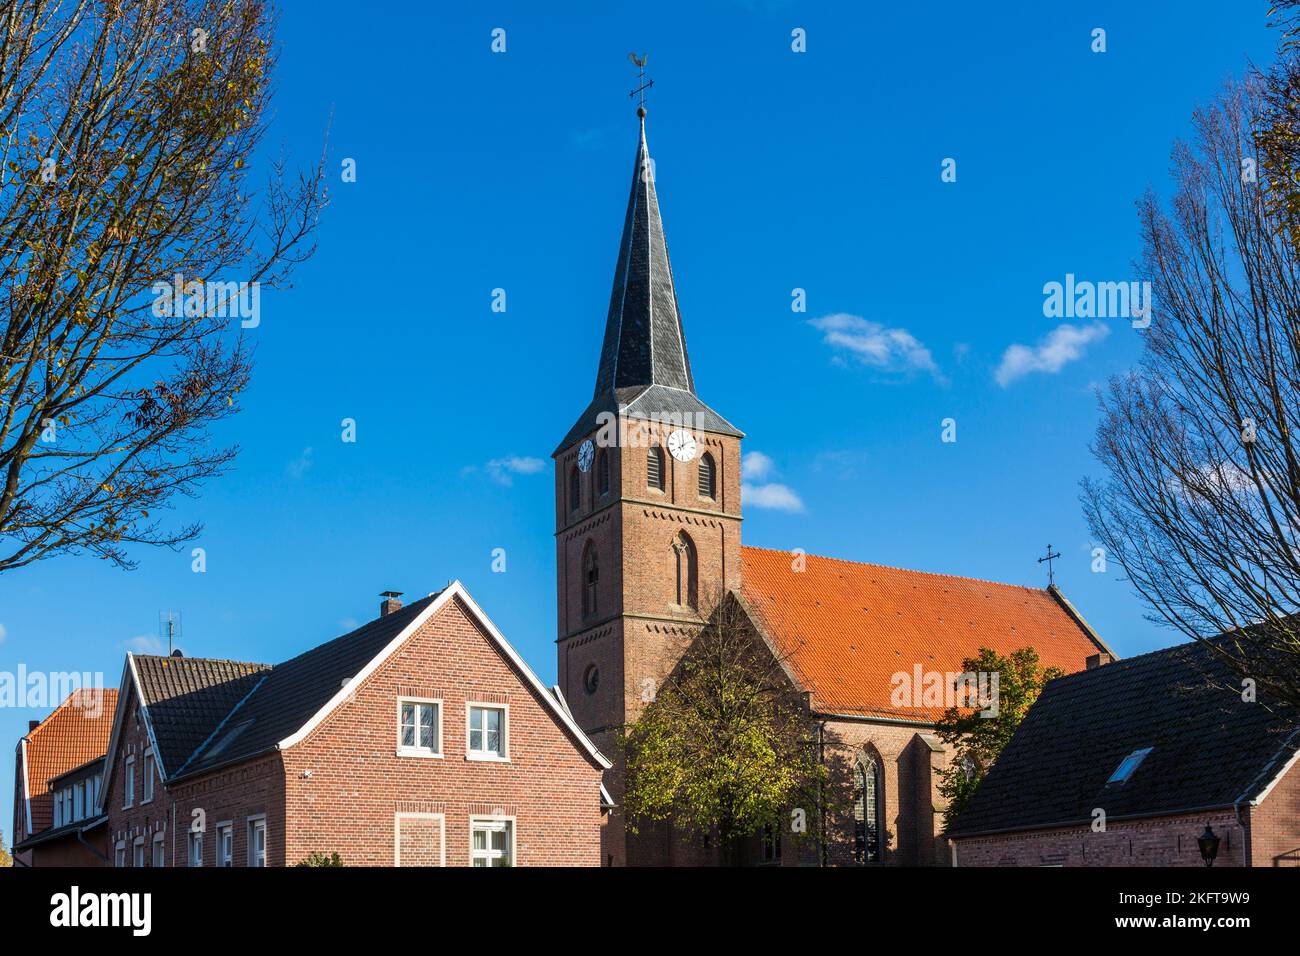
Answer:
[1106,747,1153,785]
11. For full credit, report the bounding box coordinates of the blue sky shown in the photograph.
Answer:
[0,0,1280,843]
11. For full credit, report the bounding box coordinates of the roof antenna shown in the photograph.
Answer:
[159,610,183,656]
[628,52,652,118]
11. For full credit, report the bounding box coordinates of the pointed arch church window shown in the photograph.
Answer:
[582,541,598,618]
[853,753,884,863]
[672,532,697,609]
[569,466,581,513]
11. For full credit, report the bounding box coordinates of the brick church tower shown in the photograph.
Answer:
[553,109,743,865]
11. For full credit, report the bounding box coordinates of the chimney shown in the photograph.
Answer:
[28,720,40,732]
[1086,652,1113,671]
[379,590,404,618]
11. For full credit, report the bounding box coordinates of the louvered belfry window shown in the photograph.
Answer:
[698,452,716,499]
[597,450,610,496]
[569,466,580,513]
[647,446,664,490]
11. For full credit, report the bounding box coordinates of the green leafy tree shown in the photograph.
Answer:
[935,646,1062,832]
[294,851,343,867]
[621,591,827,865]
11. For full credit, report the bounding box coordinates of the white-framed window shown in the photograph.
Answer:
[152,832,165,867]
[123,755,135,808]
[469,816,515,867]
[73,780,84,820]
[142,750,155,803]
[132,837,145,868]
[188,830,203,867]
[396,697,442,757]
[466,703,508,761]
[216,823,233,867]
[114,841,126,867]
[247,816,266,867]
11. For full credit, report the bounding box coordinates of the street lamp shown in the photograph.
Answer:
[1197,825,1221,867]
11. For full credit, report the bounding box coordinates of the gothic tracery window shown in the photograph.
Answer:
[853,752,884,863]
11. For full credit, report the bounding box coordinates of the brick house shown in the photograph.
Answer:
[947,638,1300,866]
[94,581,610,867]
[11,688,116,867]
[551,108,1116,866]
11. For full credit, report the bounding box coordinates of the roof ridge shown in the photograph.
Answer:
[134,654,271,668]
[741,543,1051,594]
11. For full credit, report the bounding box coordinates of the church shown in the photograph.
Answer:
[551,106,1116,866]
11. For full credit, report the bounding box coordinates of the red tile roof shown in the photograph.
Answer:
[21,688,118,832]
[739,546,1109,722]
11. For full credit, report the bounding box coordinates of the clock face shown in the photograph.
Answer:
[577,440,595,472]
[667,429,698,462]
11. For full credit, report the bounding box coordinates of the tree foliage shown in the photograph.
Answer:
[621,592,826,863]
[935,646,1061,832]
[1082,78,1300,710]
[0,0,325,572]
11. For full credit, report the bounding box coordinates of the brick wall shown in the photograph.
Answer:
[1248,754,1300,866]
[279,595,604,867]
[951,808,1248,866]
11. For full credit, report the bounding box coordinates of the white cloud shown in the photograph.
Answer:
[809,313,941,380]
[126,634,163,655]
[741,451,776,481]
[742,482,805,512]
[995,322,1109,387]
[287,446,314,479]
[484,455,545,486]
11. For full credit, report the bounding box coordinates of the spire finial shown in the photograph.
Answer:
[628,52,652,118]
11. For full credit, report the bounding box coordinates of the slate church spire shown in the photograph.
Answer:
[556,111,740,452]
[594,113,695,396]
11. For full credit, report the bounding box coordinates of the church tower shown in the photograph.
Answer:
[553,108,743,865]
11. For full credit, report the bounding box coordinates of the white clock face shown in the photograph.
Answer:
[667,429,698,462]
[577,440,595,472]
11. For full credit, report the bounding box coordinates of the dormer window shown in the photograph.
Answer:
[1106,747,1152,785]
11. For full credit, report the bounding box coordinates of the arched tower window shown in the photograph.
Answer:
[697,452,716,500]
[672,531,697,609]
[647,446,664,491]
[569,465,581,513]
[853,751,884,864]
[597,449,611,497]
[581,541,598,618]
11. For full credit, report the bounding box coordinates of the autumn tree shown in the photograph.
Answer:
[935,646,1061,832]
[1082,78,1300,710]
[621,591,827,864]
[0,827,12,867]
[0,0,325,572]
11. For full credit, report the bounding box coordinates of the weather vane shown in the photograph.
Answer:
[1038,543,1062,587]
[628,52,652,116]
